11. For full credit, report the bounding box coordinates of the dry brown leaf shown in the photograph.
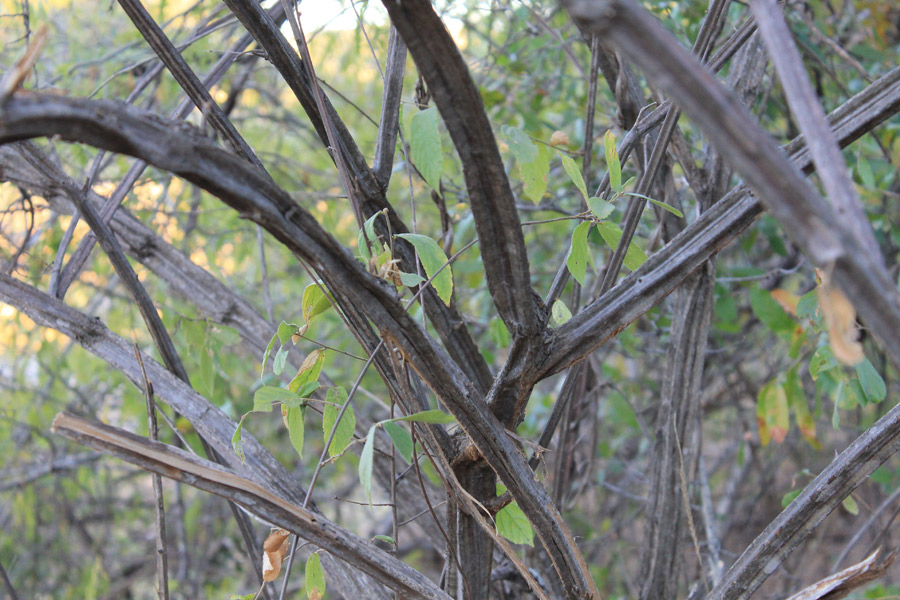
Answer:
[771,288,800,316]
[261,528,291,582]
[292,322,309,343]
[549,130,570,147]
[816,268,864,365]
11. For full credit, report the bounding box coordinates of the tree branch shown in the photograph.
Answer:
[223,0,494,395]
[0,94,595,597]
[558,1,900,597]
[749,0,880,258]
[0,274,390,599]
[50,413,452,600]
[541,16,900,377]
[372,26,406,189]
[383,0,543,338]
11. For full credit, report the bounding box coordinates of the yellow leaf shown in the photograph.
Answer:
[770,289,799,316]
[816,268,863,365]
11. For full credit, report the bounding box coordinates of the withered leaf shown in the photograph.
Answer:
[262,528,291,582]
[815,268,863,365]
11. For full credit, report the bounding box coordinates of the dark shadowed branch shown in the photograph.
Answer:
[382,0,543,339]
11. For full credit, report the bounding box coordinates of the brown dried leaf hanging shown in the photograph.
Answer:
[261,528,291,582]
[816,268,864,365]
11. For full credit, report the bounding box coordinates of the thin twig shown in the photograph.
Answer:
[0,557,20,600]
[0,23,47,102]
[135,344,170,600]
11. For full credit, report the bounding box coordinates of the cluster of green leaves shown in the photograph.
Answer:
[748,283,886,447]
[560,132,681,318]
[233,283,333,463]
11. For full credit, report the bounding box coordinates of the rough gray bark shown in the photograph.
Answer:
[50,413,452,600]
[640,263,715,600]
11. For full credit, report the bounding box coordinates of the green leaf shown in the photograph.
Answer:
[277,321,298,345]
[781,489,802,507]
[302,283,333,323]
[495,500,534,546]
[501,125,539,164]
[561,154,588,200]
[489,318,510,348]
[305,552,326,600]
[293,381,320,401]
[595,220,648,271]
[855,357,886,403]
[551,299,573,326]
[715,285,740,332]
[399,271,426,287]
[322,387,355,457]
[286,405,305,459]
[198,347,215,396]
[833,379,844,429]
[383,421,413,464]
[410,106,443,190]
[261,331,279,378]
[850,378,868,407]
[810,345,838,379]
[796,290,819,321]
[396,233,453,305]
[757,380,789,446]
[842,494,859,515]
[373,534,395,544]
[359,426,376,507]
[214,325,241,346]
[646,196,684,218]
[232,416,246,463]
[519,144,550,203]
[288,349,326,394]
[181,318,206,348]
[253,386,304,412]
[273,346,288,376]
[605,131,621,191]
[785,367,820,449]
[587,197,614,220]
[857,156,875,189]
[566,221,591,285]
[392,409,456,424]
[358,210,384,262]
[749,287,795,336]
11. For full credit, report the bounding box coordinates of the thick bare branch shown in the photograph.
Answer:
[382,0,543,338]
[372,26,407,189]
[50,413,452,600]
[640,263,715,599]
[749,0,880,258]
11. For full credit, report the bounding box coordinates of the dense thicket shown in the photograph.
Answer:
[2,1,900,599]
